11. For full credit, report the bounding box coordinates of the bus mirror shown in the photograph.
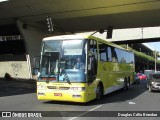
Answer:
[32,56,40,75]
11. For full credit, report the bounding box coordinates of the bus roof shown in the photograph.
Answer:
[43,34,130,52]
[43,34,88,41]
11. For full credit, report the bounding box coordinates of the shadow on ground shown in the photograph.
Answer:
[0,78,36,97]
[43,80,149,106]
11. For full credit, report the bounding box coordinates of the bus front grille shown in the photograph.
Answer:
[59,87,70,90]
[47,86,70,90]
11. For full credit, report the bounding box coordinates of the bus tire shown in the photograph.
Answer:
[127,77,130,88]
[96,83,103,100]
[123,78,128,90]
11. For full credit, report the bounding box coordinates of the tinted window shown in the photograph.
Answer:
[98,42,134,64]
[98,42,112,62]
[99,43,107,61]
[115,48,125,63]
[107,47,112,62]
[115,48,134,64]
[152,74,160,79]
[111,47,118,62]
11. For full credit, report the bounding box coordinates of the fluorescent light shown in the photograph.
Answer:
[0,0,9,2]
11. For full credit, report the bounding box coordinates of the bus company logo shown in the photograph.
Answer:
[2,112,11,117]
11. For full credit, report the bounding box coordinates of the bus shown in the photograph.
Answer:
[36,34,135,103]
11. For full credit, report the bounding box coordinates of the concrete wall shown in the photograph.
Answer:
[0,61,30,79]
[0,55,30,78]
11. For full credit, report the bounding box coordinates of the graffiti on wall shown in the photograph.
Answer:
[11,63,22,77]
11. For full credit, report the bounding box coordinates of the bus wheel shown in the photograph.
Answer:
[96,84,103,100]
[123,78,128,90]
[127,79,130,88]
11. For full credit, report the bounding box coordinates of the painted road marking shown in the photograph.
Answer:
[68,105,102,120]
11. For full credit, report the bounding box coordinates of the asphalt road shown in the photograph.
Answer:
[0,79,160,120]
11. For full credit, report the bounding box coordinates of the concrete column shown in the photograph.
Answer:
[16,20,47,78]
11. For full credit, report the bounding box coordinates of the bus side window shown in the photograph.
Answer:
[111,47,118,62]
[98,42,107,62]
[107,46,112,62]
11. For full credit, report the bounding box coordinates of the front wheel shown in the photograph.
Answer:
[123,79,129,90]
[96,84,103,100]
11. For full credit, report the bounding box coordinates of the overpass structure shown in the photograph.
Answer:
[0,0,160,78]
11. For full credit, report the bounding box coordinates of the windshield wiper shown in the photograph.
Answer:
[62,70,71,84]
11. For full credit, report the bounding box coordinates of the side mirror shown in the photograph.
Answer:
[32,56,40,75]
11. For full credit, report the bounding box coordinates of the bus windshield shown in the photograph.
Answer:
[39,39,87,83]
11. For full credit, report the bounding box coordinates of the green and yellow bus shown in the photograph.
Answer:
[37,34,135,103]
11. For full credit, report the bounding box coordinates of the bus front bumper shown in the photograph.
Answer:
[37,89,90,103]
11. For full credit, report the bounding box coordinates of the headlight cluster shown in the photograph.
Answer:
[151,82,157,87]
[37,85,46,89]
[70,87,85,91]
[151,82,156,85]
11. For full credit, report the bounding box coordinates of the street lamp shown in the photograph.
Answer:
[155,51,157,73]
[154,51,159,73]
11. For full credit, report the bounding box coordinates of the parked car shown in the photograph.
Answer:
[147,74,160,92]
[137,73,147,80]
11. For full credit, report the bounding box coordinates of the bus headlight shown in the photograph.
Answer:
[37,85,46,90]
[70,87,86,91]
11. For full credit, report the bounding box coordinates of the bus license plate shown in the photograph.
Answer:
[54,93,62,96]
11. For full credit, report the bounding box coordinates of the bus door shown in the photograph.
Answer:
[87,40,98,84]
[87,39,98,99]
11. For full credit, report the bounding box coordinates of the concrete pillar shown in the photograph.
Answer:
[16,20,47,78]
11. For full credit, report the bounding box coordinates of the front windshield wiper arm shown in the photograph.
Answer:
[63,70,71,84]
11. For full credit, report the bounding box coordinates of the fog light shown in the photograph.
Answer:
[72,95,82,98]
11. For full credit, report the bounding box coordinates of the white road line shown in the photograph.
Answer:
[129,102,136,105]
[68,105,102,120]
